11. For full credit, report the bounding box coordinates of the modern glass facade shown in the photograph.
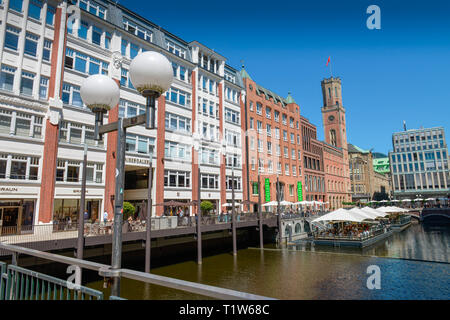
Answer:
[389,127,449,198]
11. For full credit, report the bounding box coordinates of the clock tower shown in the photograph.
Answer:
[321,77,347,149]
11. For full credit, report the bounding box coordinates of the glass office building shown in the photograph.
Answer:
[389,127,449,199]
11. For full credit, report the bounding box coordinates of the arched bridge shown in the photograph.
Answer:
[421,208,450,224]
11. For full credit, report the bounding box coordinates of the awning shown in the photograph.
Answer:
[312,208,369,223]
[360,206,390,218]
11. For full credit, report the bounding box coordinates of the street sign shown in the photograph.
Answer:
[265,178,270,202]
[297,181,303,201]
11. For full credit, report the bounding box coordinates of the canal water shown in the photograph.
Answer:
[86,222,450,300]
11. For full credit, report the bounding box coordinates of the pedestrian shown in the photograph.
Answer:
[103,211,108,224]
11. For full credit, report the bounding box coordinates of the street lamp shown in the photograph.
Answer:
[80,74,120,140]
[129,51,173,129]
[80,51,173,297]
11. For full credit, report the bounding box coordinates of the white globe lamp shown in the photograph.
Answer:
[80,74,120,140]
[129,51,173,129]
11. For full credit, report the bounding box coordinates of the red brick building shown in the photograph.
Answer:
[300,116,326,202]
[240,68,304,209]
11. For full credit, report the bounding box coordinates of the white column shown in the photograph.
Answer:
[32,1,48,99]
[13,0,31,95]
[10,111,16,135]
[0,0,11,63]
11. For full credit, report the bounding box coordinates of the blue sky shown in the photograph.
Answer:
[121,0,450,155]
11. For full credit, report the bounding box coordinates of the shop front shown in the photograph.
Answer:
[0,199,36,236]
[53,186,104,230]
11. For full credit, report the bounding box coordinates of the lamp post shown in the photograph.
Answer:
[231,167,237,256]
[76,143,88,285]
[257,175,263,249]
[145,151,153,273]
[276,174,282,245]
[80,51,173,297]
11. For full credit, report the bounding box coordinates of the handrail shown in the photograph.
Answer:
[0,243,276,300]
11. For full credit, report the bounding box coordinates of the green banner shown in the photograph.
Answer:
[297,181,303,201]
[265,178,271,202]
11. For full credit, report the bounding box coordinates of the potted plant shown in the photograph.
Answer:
[200,200,214,215]
[122,202,135,232]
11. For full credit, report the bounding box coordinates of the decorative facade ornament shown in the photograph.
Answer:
[0,94,47,111]
[48,110,60,126]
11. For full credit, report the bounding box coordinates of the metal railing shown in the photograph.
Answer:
[314,227,389,242]
[0,243,275,300]
[0,213,278,250]
[0,263,103,300]
[0,261,6,300]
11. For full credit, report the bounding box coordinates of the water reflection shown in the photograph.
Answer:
[289,223,450,263]
[86,223,449,300]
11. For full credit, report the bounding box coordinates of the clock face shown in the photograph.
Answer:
[328,115,335,122]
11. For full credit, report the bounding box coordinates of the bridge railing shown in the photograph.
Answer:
[0,212,277,252]
[0,263,103,300]
[0,243,275,300]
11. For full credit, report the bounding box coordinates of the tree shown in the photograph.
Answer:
[373,191,389,201]
[200,201,214,215]
[123,201,135,220]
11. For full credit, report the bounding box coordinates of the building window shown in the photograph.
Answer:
[268,160,273,173]
[200,148,218,165]
[28,0,42,20]
[125,134,155,154]
[252,182,259,195]
[201,174,219,189]
[257,120,262,132]
[5,25,20,51]
[164,170,190,188]
[166,40,186,58]
[46,5,55,25]
[258,159,264,173]
[225,108,240,124]
[226,154,241,168]
[105,32,111,49]
[9,0,23,12]
[79,20,89,40]
[62,83,83,107]
[330,129,337,146]
[0,65,16,91]
[120,68,134,89]
[165,141,191,161]
[43,39,52,62]
[165,87,191,108]
[225,129,240,147]
[39,77,49,100]
[65,48,109,75]
[123,17,152,42]
[56,159,103,183]
[256,103,262,115]
[226,176,241,191]
[92,26,102,46]
[20,72,35,96]
[24,33,39,57]
[165,112,191,133]
[266,107,271,119]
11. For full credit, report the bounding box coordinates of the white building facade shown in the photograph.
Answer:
[0,0,244,235]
